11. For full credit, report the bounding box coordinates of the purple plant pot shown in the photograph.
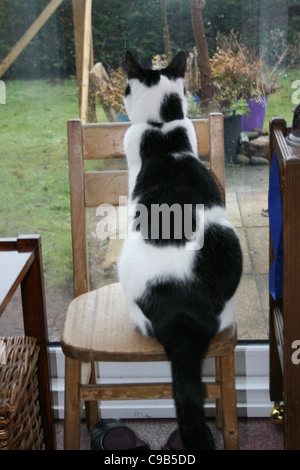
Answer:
[116,113,130,122]
[240,96,268,132]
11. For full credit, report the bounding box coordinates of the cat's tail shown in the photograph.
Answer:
[162,324,215,450]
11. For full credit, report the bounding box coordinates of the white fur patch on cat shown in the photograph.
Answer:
[125,76,187,124]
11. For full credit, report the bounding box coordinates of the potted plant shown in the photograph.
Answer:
[96,66,129,122]
[208,31,278,163]
[210,31,273,132]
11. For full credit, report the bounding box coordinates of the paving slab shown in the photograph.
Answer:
[246,226,269,274]
[226,191,243,227]
[237,192,269,227]
[235,274,268,340]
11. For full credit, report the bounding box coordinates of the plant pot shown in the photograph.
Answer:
[116,113,130,122]
[239,96,268,132]
[224,112,241,165]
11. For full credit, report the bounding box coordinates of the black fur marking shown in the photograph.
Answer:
[292,103,300,130]
[126,50,186,87]
[138,279,221,342]
[195,224,243,300]
[128,68,160,87]
[139,126,192,158]
[125,84,131,96]
[160,51,186,79]
[160,93,184,122]
[147,120,163,128]
[140,69,161,87]
[126,51,160,86]
[131,127,223,246]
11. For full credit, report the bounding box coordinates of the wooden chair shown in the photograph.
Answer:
[61,114,239,450]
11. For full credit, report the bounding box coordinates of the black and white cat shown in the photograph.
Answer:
[118,51,243,450]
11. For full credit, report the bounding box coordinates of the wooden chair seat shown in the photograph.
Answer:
[62,282,237,363]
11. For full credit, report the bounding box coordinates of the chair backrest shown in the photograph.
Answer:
[68,114,225,297]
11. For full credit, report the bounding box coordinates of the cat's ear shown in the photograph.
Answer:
[164,51,186,78]
[125,51,142,79]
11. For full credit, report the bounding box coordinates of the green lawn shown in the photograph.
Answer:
[264,68,300,130]
[0,79,106,288]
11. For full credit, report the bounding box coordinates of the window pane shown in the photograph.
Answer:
[0,1,299,342]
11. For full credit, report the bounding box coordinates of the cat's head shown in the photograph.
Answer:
[124,51,187,124]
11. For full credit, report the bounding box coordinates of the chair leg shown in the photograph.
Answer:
[64,356,81,450]
[85,361,101,430]
[219,352,239,450]
[214,357,223,429]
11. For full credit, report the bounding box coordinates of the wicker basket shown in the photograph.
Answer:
[0,336,45,450]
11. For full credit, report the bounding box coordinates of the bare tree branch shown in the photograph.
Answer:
[161,0,172,63]
[189,0,213,101]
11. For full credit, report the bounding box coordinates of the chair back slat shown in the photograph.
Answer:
[193,118,210,156]
[84,170,128,207]
[82,122,129,159]
[81,119,212,160]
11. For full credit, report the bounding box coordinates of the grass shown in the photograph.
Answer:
[0,79,106,289]
[264,68,300,130]
[0,69,298,290]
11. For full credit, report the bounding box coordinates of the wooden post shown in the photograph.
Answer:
[0,0,64,78]
[72,0,96,123]
[209,113,225,204]
[189,0,214,101]
[81,0,92,123]
[161,0,172,63]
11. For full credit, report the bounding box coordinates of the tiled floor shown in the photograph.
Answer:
[225,164,269,340]
[54,417,284,450]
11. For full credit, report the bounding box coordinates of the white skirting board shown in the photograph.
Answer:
[49,343,273,420]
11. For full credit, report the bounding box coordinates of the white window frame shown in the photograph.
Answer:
[50,342,272,420]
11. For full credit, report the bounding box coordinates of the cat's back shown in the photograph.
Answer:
[131,120,223,210]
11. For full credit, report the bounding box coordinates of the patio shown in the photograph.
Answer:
[225,163,269,341]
